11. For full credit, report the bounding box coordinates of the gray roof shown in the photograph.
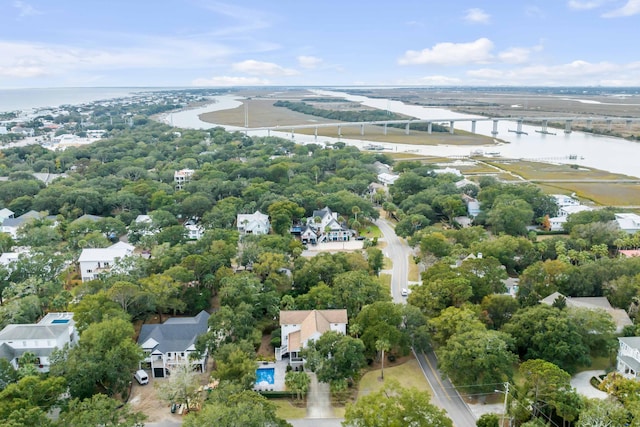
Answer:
[619,336,640,351]
[0,324,70,341]
[619,354,640,373]
[138,311,209,353]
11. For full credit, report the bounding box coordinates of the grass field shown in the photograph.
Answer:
[273,399,307,420]
[487,160,635,181]
[357,358,431,397]
[408,257,420,282]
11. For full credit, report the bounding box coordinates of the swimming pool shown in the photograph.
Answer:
[255,367,275,385]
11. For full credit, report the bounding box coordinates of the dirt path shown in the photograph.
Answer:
[306,372,334,418]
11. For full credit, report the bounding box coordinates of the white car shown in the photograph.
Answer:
[401,288,409,297]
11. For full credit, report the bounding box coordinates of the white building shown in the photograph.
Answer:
[237,211,270,235]
[77,241,135,282]
[174,169,195,190]
[377,172,399,186]
[552,194,580,208]
[0,208,14,223]
[558,205,592,217]
[617,337,640,379]
[615,213,640,234]
[275,309,348,368]
[307,206,351,242]
[0,312,78,373]
[184,220,204,240]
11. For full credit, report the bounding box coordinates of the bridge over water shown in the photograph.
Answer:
[246,116,640,139]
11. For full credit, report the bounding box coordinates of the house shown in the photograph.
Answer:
[275,309,348,368]
[0,252,21,268]
[461,194,481,218]
[0,208,14,223]
[174,169,195,190]
[620,250,640,258]
[184,219,204,240]
[549,216,568,232]
[552,194,580,208]
[77,241,135,282]
[455,178,478,190]
[307,206,351,243]
[616,213,640,234]
[377,172,399,186]
[237,211,270,235]
[138,310,210,378]
[541,292,633,333]
[1,210,55,239]
[617,337,640,379]
[558,205,592,217]
[432,167,462,176]
[300,225,318,245]
[0,312,78,373]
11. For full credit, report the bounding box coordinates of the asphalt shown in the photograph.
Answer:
[571,370,608,399]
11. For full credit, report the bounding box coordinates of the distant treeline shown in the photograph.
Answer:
[273,100,405,122]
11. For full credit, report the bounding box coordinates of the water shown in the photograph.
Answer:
[255,367,275,385]
[0,87,155,113]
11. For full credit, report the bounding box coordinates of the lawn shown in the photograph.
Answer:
[360,224,382,239]
[272,399,307,419]
[379,273,391,289]
[357,357,431,398]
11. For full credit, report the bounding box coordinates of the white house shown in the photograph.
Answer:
[433,167,462,176]
[616,213,640,234]
[174,169,195,190]
[455,178,478,190]
[237,211,270,235]
[377,172,399,186]
[1,210,51,239]
[617,337,640,379]
[0,312,78,373]
[552,194,580,208]
[275,309,348,368]
[184,220,204,240]
[549,216,568,232]
[307,206,351,243]
[138,310,210,378]
[558,205,592,217]
[0,208,14,223]
[77,241,135,282]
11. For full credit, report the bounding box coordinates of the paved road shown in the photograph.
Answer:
[414,350,477,427]
[376,218,476,427]
[375,218,412,302]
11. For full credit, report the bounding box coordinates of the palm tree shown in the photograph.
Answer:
[376,339,391,380]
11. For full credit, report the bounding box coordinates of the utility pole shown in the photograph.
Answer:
[502,382,509,427]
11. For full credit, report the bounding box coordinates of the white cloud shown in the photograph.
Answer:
[232,60,299,76]
[297,56,323,69]
[467,60,640,85]
[12,1,42,17]
[191,76,270,86]
[602,0,640,16]
[410,75,463,85]
[398,38,494,66]
[567,0,609,10]
[498,44,543,64]
[463,8,490,24]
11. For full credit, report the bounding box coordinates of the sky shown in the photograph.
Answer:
[1,0,639,88]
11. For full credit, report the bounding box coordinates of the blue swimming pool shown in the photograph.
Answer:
[255,367,275,385]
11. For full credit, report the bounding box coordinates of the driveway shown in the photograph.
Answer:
[571,370,608,399]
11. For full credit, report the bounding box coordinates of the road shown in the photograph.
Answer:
[374,218,412,302]
[375,218,476,427]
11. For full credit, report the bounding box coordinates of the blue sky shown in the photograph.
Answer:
[1,0,639,88]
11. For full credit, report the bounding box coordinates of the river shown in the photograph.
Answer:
[163,89,640,179]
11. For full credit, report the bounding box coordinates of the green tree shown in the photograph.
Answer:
[267,200,305,235]
[375,339,391,380]
[284,370,310,401]
[343,379,452,427]
[183,387,291,427]
[476,413,500,427]
[155,361,203,412]
[333,270,390,317]
[439,329,517,394]
[577,398,628,427]
[429,305,485,347]
[0,375,66,421]
[50,318,143,399]
[139,274,186,322]
[212,344,257,390]
[303,331,366,386]
[486,195,534,236]
[57,394,146,427]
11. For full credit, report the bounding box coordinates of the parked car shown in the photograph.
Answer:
[401,288,409,297]
[134,369,149,385]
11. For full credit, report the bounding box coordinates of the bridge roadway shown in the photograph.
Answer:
[246,115,640,136]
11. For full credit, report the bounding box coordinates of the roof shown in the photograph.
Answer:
[0,208,14,218]
[0,324,70,341]
[75,214,103,222]
[311,206,333,220]
[616,213,640,231]
[619,354,640,373]
[137,310,210,353]
[282,310,347,353]
[78,241,134,263]
[541,292,632,332]
[620,250,640,258]
[280,310,348,326]
[620,337,640,351]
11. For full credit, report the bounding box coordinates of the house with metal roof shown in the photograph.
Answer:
[617,337,640,379]
[275,309,348,368]
[77,241,135,282]
[137,310,210,378]
[0,312,77,373]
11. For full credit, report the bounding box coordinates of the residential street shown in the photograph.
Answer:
[375,218,476,427]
